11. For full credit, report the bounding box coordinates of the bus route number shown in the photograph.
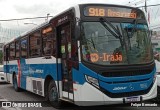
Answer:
[89,8,105,16]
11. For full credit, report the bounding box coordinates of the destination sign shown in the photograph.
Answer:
[89,53,122,63]
[42,27,52,34]
[84,6,137,19]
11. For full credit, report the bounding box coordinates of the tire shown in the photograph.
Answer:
[13,74,20,92]
[156,86,160,103]
[152,86,160,103]
[48,80,62,108]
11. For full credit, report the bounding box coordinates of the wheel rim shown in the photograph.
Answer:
[50,87,58,101]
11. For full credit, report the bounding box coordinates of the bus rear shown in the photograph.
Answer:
[72,4,157,105]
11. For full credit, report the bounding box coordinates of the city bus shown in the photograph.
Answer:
[3,4,157,107]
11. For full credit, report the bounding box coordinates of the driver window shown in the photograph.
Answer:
[42,26,56,56]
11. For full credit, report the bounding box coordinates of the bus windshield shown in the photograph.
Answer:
[81,21,153,65]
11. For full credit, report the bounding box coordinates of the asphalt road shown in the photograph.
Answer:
[0,83,159,110]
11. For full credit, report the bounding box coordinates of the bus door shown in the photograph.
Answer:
[58,22,74,100]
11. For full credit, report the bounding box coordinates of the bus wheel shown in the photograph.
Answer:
[48,80,62,108]
[13,74,20,92]
[157,86,160,103]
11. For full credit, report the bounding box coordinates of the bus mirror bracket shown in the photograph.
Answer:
[74,17,81,40]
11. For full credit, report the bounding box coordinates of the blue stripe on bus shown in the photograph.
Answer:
[71,63,99,85]
[72,68,85,84]
[4,64,61,80]
[4,62,62,90]
[79,63,99,78]
[3,65,9,73]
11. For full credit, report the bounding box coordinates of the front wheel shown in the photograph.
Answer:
[48,80,62,108]
[13,74,20,92]
[152,86,160,103]
[156,86,160,103]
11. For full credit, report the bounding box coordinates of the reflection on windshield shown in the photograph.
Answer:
[81,22,153,65]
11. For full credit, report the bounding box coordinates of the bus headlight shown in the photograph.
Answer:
[85,75,99,88]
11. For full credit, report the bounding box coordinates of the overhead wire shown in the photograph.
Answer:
[137,3,160,8]
[0,16,53,21]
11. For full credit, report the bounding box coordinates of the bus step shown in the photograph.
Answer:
[59,98,74,103]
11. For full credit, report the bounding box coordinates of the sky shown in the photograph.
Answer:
[0,0,159,31]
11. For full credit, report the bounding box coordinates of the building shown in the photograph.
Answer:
[0,26,24,64]
[0,26,24,51]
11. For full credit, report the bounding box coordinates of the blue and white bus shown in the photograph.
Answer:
[3,4,157,107]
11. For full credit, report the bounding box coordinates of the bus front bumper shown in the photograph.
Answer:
[74,78,157,106]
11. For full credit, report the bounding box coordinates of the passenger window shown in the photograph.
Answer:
[30,31,41,57]
[42,27,56,56]
[21,38,28,58]
[10,42,15,60]
[16,41,20,58]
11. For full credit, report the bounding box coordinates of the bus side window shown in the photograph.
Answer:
[42,33,56,56]
[30,31,41,57]
[21,38,28,58]
[9,42,15,60]
[15,41,20,58]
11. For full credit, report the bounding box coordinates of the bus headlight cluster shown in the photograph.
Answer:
[85,75,99,88]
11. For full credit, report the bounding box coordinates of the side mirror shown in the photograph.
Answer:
[75,25,80,40]
[74,17,81,40]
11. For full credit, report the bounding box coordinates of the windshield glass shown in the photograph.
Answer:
[81,22,153,65]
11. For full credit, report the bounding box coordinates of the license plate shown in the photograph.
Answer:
[125,96,141,103]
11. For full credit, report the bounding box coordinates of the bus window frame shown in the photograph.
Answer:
[29,30,42,58]
[9,42,16,61]
[42,25,56,57]
[15,40,20,59]
[20,37,28,58]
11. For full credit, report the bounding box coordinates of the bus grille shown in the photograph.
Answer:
[100,83,153,98]
[101,69,152,77]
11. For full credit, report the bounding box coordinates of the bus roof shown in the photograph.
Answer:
[78,3,138,9]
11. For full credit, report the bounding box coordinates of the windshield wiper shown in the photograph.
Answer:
[99,17,123,39]
[99,17,131,63]
[99,18,119,39]
[99,17,124,48]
